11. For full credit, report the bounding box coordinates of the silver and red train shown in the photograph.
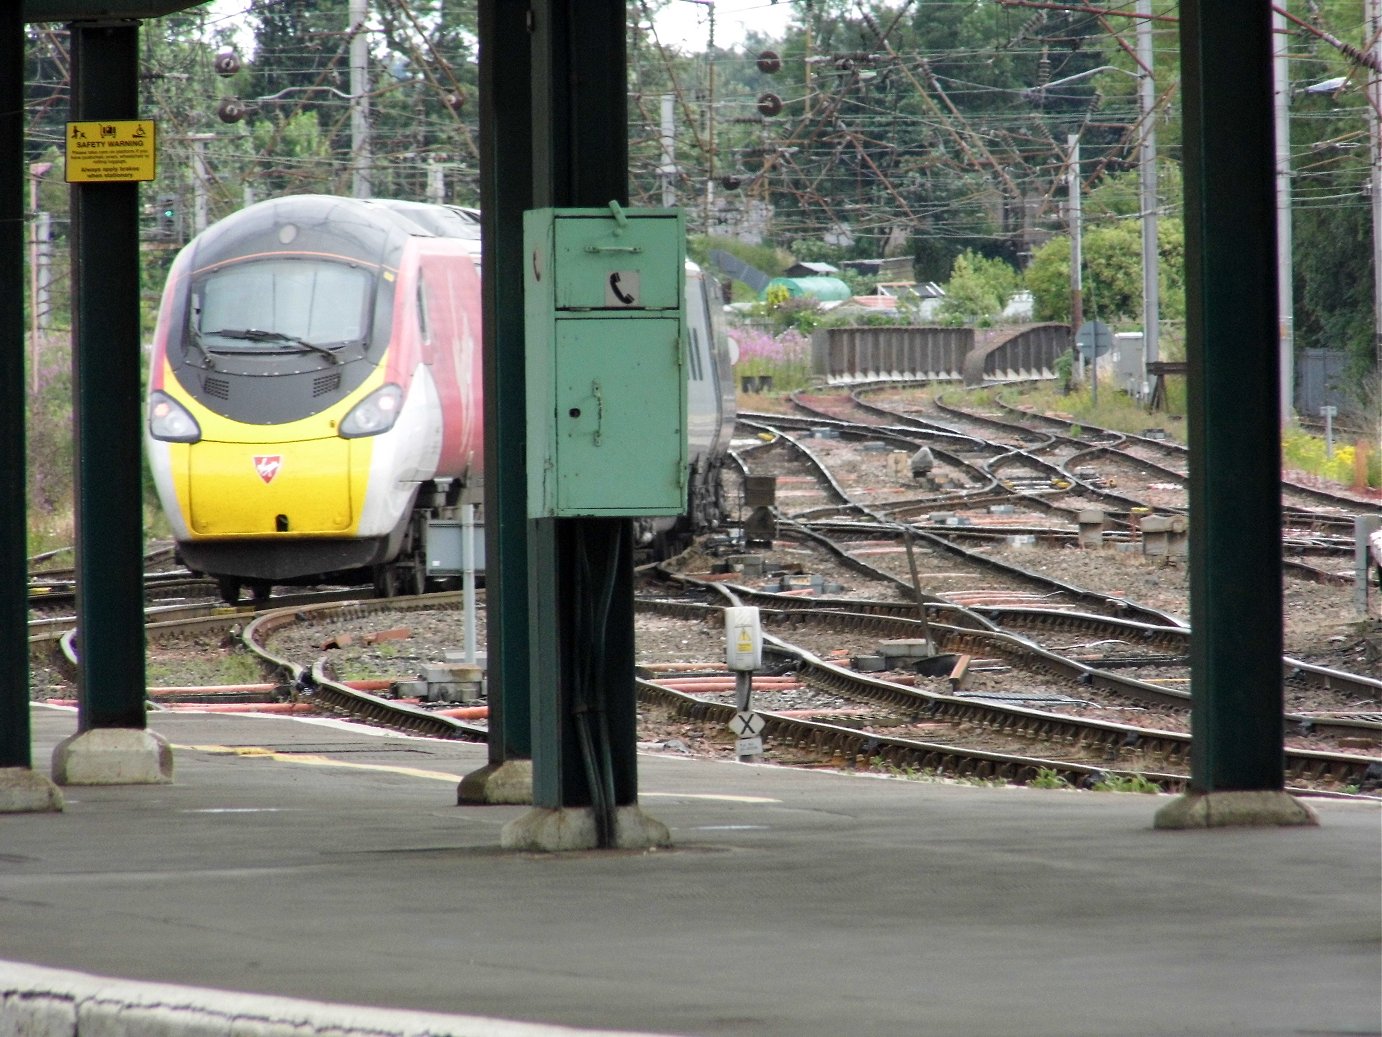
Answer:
[146,194,736,602]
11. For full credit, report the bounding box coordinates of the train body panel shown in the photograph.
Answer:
[147,194,733,599]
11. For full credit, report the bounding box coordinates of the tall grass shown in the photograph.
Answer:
[986,379,1187,439]
[731,325,813,391]
[26,334,76,555]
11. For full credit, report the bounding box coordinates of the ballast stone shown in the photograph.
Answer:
[51,728,173,785]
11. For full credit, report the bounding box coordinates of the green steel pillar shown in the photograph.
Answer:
[1157,0,1316,828]
[466,0,535,797]
[69,21,148,732]
[1,7,29,770]
[530,0,637,811]
[498,0,659,850]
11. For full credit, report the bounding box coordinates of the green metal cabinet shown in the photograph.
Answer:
[524,205,687,517]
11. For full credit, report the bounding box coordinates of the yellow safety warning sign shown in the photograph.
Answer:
[737,629,753,651]
[65,120,156,183]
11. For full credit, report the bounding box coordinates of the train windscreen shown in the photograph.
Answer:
[193,259,374,357]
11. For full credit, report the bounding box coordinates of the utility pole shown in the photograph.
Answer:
[1368,0,1382,444]
[1069,133,1093,404]
[1137,0,1160,376]
[704,1,715,232]
[427,157,445,204]
[1273,6,1294,423]
[28,161,50,394]
[349,0,372,198]
[1068,134,1083,333]
[660,93,676,207]
[189,134,214,236]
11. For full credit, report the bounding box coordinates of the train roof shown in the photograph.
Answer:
[360,198,482,246]
[183,195,481,273]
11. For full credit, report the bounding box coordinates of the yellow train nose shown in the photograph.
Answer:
[187,439,356,536]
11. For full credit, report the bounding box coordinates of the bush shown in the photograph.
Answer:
[27,334,75,519]
[731,325,812,390]
[1282,427,1366,486]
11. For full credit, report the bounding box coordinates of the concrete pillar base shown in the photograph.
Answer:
[0,768,64,812]
[1154,790,1320,829]
[51,728,173,786]
[457,760,533,805]
[501,804,671,852]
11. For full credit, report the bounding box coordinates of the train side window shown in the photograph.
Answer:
[417,275,432,345]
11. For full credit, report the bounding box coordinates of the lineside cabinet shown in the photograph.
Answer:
[524,204,687,517]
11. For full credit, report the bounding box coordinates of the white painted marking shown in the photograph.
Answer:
[641,792,780,804]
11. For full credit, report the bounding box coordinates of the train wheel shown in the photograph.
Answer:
[216,576,241,604]
[249,581,273,604]
[405,554,427,596]
[373,564,398,599]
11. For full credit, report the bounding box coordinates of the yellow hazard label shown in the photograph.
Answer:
[737,629,753,650]
[65,120,156,182]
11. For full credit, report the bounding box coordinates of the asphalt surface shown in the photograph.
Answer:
[2,704,1379,1037]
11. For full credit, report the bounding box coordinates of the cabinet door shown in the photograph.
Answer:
[548,316,686,515]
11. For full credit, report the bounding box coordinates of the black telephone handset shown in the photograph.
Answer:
[609,272,635,305]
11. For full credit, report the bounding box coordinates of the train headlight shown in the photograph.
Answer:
[148,391,201,443]
[339,383,404,438]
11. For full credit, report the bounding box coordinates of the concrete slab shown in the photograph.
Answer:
[1155,789,1321,828]
[0,960,657,1037]
[50,726,173,785]
[501,804,671,851]
[2,705,1378,1037]
[458,759,533,804]
[0,766,63,812]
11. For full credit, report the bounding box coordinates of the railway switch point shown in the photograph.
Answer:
[0,768,63,813]
[1154,790,1320,829]
[50,728,173,786]
[501,804,671,852]
[456,760,534,806]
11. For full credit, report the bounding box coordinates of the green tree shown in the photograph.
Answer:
[1025,217,1185,324]
[938,250,1019,324]
[1290,78,1375,386]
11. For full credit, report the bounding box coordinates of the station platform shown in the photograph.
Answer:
[2,704,1379,1037]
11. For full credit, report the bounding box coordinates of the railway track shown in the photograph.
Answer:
[27,384,1382,797]
[118,558,1368,793]
[749,385,1370,583]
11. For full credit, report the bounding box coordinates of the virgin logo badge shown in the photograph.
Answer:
[253,455,282,484]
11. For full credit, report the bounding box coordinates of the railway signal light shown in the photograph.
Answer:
[156,194,180,240]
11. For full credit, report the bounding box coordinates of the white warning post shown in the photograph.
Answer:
[724,606,764,760]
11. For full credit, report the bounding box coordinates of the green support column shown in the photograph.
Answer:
[0,7,62,811]
[459,0,536,805]
[50,20,172,787]
[500,1,667,851]
[1155,0,1315,828]
[1,8,30,772]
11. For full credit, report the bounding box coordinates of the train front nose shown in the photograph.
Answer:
[187,438,358,536]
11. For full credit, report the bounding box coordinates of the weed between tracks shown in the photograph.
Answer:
[867,758,1164,793]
